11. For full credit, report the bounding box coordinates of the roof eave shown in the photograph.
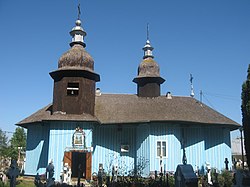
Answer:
[99,119,240,130]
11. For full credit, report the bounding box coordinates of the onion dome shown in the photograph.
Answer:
[58,44,94,72]
[57,19,94,73]
[50,18,100,82]
[133,34,165,97]
[134,39,164,82]
[137,40,160,78]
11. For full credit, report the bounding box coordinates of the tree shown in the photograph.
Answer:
[8,127,26,160]
[0,128,8,157]
[241,64,250,168]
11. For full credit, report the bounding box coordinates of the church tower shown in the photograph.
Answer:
[133,27,165,97]
[50,16,100,115]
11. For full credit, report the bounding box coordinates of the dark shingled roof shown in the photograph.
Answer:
[17,105,99,126]
[58,44,95,73]
[17,94,240,129]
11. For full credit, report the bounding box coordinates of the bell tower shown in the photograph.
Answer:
[50,6,100,115]
[133,25,165,97]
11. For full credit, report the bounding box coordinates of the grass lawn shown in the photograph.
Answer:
[0,178,35,187]
[17,180,35,187]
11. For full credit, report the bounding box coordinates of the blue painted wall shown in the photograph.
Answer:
[136,124,150,176]
[47,121,94,180]
[25,121,94,180]
[92,125,136,176]
[149,124,182,173]
[204,127,231,171]
[25,123,49,175]
[25,121,232,180]
[147,124,232,174]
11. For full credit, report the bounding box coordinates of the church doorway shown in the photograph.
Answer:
[63,151,92,180]
[72,152,86,178]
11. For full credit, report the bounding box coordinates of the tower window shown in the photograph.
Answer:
[121,144,129,153]
[67,82,79,96]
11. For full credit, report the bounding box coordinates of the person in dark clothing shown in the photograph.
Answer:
[46,159,55,187]
[6,160,20,187]
[77,164,83,187]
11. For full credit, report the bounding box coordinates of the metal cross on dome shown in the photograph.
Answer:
[147,23,149,41]
[77,0,81,20]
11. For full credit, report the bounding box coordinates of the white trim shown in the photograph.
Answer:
[156,140,168,158]
[67,87,79,90]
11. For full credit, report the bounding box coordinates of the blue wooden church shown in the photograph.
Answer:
[17,15,239,181]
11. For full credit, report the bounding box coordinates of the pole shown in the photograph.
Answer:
[240,127,244,169]
[200,90,203,104]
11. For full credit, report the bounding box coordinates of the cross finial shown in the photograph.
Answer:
[147,23,149,41]
[77,0,81,20]
[190,74,193,84]
[190,74,195,97]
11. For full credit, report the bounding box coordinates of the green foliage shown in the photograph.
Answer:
[3,179,35,187]
[0,128,8,157]
[0,129,8,147]
[217,174,225,187]
[8,127,26,160]
[221,170,233,187]
[199,169,233,187]
[241,64,250,168]
[10,127,26,149]
[168,175,175,187]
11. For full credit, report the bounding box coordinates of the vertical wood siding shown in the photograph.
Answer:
[92,126,135,176]
[148,124,231,174]
[149,124,181,173]
[136,124,150,176]
[47,121,93,180]
[184,127,205,172]
[25,123,49,175]
[204,128,231,171]
[26,121,232,180]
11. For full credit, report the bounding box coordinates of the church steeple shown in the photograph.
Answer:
[70,19,86,47]
[69,3,86,47]
[143,24,154,59]
[143,39,154,59]
[49,2,100,115]
[133,24,165,97]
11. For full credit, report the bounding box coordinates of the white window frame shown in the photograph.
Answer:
[156,140,167,158]
[67,82,79,96]
[121,144,130,153]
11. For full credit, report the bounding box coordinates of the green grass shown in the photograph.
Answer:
[0,179,35,187]
[17,180,35,187]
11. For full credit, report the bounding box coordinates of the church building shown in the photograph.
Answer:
[17,13,239,181]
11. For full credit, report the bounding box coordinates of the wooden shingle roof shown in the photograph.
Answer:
[17,94,240,129]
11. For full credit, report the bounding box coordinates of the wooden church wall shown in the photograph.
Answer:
[47,121,94,181]
[148,123,182,173]
[136,124,150,177]
[183,127,205,172]
[26,122,231,179]
[92,123,232,177]
[204,127,231,170]
[148,124,231,174]
[92,125,136,175]
[25,123,49,175]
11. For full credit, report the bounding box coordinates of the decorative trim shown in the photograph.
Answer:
[72,127,86,148]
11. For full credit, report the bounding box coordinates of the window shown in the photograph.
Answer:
[121,144,129,153]
[157,141,167,157]
[67,82,79,96]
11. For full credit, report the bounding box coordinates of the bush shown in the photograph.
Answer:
[168,175,175,187]
[217,174,225,187]
[221,170,233,187]
[199,169,233,187]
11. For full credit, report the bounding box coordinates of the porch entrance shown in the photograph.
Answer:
[63,151,92,180]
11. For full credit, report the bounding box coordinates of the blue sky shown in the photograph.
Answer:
[0,1,249,138]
